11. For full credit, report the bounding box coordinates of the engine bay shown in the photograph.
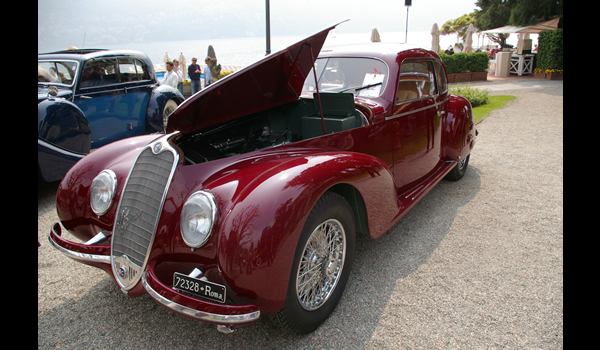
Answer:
[175,94,366,165]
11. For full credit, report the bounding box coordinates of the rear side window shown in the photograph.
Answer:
[118,58,149,82]
[396,60,437,104]
[80,58,118,88]
[434,61,447,94]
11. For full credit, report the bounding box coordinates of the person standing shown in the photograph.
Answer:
[204,57,211,87]
[162,61,178,89]
[188,57,202,94]
[173,59,184,94]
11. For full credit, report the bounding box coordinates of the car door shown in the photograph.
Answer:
[389,60,442,190]
[74,57,150,149]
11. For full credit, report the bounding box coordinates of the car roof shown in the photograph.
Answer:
[38,49,152,64]
[318,42,440,65]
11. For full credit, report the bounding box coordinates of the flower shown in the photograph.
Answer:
[534,68,563,74]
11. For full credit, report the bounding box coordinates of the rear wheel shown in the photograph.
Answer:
[445,154,470,181]
[274,192,355,334]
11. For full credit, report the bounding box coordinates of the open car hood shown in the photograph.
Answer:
[166,22,342,135]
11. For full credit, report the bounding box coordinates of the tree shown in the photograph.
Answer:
[474,0,514,47]
[473,0,563,47]
[440,13,477,47]
[509,0,563,26]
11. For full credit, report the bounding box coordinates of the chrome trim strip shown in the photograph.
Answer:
[385,99,447,121]
[141,274,260,324]
[84,232,110,245]
[48,234,111,264]
[38,138,86,158]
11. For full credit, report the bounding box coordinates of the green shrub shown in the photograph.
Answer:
[449,84,491,107]
[439,52,490,74]
[536,29,563,71]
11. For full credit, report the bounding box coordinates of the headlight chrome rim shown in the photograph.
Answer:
[90,169,117,216]
[180,191,217,248]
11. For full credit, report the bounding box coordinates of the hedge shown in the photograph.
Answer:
[439,52,490,74]
[536,29,563,71]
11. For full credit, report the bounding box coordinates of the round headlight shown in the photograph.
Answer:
[180,191,217,248]
[90,170,117,216]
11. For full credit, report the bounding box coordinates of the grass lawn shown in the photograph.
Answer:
[472,95,517,124]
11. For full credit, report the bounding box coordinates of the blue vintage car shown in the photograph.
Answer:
[38,49,185,182]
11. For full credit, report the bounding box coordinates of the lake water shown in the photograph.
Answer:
[41,30,531,73]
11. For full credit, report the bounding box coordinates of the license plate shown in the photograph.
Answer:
[173,272,226,303]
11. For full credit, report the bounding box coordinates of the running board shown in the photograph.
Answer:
[392,160,456,223]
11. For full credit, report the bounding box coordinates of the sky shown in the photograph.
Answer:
[38,0,480,51]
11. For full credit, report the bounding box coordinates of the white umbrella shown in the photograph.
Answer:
[371,28,381,42]
[465,23,476,53]
[178,52,187,80]
[163,52,172,63]
[431,23,440,53]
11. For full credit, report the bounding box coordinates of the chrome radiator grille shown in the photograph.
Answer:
[111,137,178,290]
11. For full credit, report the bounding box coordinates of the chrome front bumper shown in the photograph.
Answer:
[49,223,261,326]
[142,261,260,325]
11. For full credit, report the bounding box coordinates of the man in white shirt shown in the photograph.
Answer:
[162,61,178,89]
[173,59,184,94]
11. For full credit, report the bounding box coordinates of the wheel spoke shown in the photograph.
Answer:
[296,218,346,311]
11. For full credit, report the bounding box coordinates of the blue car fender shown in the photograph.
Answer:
[146,84,185,132]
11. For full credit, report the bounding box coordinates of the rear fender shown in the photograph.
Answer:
[211,151,397,314]
[443,94,476,161]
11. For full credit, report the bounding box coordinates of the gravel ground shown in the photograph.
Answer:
[38,78,563,349]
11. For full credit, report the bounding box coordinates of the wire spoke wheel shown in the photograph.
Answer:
[296,219,346,311]
[274,192,355,334]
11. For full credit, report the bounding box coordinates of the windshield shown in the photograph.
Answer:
[38,60,78,86]
[303,57,389,97]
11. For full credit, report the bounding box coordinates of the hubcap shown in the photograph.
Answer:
[163,107,175,129]
[457,157,467,170]
[296,219,346,311]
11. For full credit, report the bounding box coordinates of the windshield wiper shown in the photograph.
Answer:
[338,81,382,93]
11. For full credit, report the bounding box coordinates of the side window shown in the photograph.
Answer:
[396,60,437,104]
[80,58,118,88]
[118,58,149,82]
[38,61,77,85]
[434,61,447,94]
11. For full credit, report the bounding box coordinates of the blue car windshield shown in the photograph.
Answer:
[38,60,78,87]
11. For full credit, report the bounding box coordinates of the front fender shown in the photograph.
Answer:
[38,98,91,154]
[38,98,92,182]
[146,84,185,132]
[56,133,162,241]
[210,151,396,314]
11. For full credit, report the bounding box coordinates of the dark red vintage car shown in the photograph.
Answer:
[49,22,477,334]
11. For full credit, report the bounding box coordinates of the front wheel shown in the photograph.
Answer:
[274,192,355,334]
[162,99,178,130]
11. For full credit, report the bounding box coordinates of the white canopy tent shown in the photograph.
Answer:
[481,17,562,35]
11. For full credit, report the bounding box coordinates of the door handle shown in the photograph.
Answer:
[79,95,92,99]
